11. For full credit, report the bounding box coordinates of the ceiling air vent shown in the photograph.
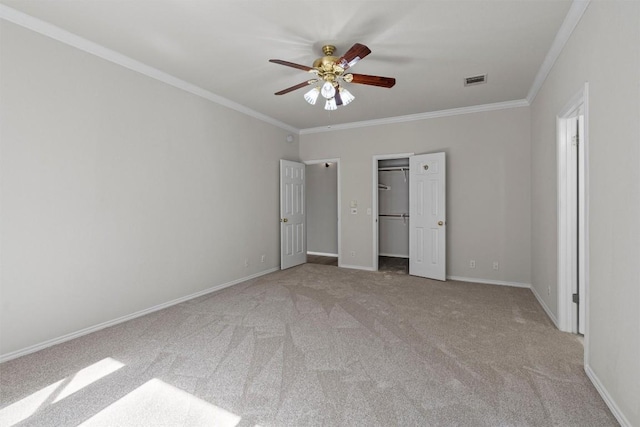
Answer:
[464,74,487,86]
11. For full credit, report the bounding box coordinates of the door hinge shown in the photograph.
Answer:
[572,293,579,304]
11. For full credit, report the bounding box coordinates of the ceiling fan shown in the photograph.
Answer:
[269,43,396,110]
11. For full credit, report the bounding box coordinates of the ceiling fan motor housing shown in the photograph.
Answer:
[312,45,346,85]
[269,42,394,98]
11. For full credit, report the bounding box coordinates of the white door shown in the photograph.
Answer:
[280,160,306,269]
[409,153,446,280]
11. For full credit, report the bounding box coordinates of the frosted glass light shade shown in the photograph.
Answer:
[340,88,355,105]
[304,87,320,105]
[324,98,337,111]
[320,81,336,99]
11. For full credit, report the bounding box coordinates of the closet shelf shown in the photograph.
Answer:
[379,213,409,218]
[378,167,408,171]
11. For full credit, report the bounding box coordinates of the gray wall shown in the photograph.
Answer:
[3,5,638,423]
[530,2,639,424]
[306,163,338,255]
[300,106,532,284]
[0,22,298,356]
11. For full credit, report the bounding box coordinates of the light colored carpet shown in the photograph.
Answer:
[0,264,616,426]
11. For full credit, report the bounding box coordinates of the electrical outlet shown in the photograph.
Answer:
[261,254,266,263]
[470,260,476,268]
[350,250,356,257]
[244,258,249,268]
[492,261,499,270]
[547,286,551,296]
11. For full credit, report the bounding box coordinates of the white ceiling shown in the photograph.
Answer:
[2,0,573,131]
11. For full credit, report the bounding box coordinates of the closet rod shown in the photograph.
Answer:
[378,167,408,171]
[379,213,409,218]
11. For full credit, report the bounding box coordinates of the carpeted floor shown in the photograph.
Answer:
[0,264,616,426]
[378,256,409,274]
[306,255,338,266]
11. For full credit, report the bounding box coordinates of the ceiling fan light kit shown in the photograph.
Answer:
[320,81,336,98]
[304,87,320,105]
[325,97,337,111]
[338,87,355,106]
[270,43,395,111]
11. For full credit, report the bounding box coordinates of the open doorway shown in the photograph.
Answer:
[305,159,341,267]
[373,152,447,280]
[378,158,410,274]
[558,83,589,336]
[373,153,413,273]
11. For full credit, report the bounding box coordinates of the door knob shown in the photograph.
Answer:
[281,218,288,223]
[438,221,444,226]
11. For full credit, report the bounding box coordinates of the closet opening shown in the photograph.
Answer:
[376,157,410,274]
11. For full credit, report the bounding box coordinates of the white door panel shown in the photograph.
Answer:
[280,160,306,269]
[410,153,446,280]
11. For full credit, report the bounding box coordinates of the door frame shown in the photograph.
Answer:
[372,153,414,271]
[557,83,589,343]
[304,158,342,267]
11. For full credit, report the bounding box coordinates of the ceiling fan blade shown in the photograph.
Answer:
[335,90,343,106]
[350,73,396,88]
[274,80,314,95]
[338,43,371,70]
[269,59,313,72]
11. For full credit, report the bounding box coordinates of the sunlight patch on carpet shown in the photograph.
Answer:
[0,357,124,426]
[79,378,241,427]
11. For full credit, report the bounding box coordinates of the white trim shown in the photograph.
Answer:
[372,153,414,271]
[447,275,531,289]
[581,84,590,364]
[585,365,632,427]
[556,112,573,333]
[303,158,340,165]
[339,264,377,272]
[0,267,279,363]
[303,158,341,267]
[0,5,299,134]
[300,100,529,134]
[307,251,338,258]
[529,284,560,328]
[526,0,591,103]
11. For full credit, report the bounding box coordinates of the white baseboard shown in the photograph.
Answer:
[307,251,338,257]
[528,284,559,328]
[446,275,531,289]
[339,263,376,272]
[585,364,632,427]
[0,267,279,363]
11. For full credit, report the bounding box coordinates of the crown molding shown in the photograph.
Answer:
[299,99,529,135]
[2,1,588,136]
[0,5,300,134]
[526,0,591,104]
